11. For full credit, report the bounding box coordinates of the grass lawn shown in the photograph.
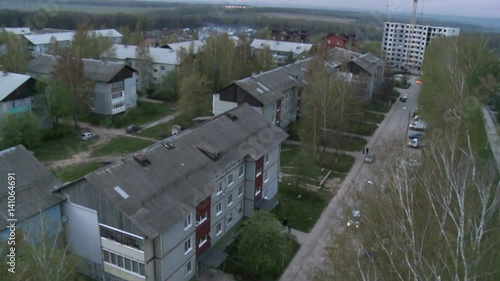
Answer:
[326,134,367,151]
[364,100,391,113]
[317,152,355,174]
[53,161,101,182]
[139,115,195,140]
[92,137,155,157]
[83,101,174,129]
[363,111,386,124]
[275,180,331,232]
[346,121,378,136]
[32,130,96,162]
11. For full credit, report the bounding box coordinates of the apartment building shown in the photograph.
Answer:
[251,39,313,65]
[382,22,460,71]
[56,104,287,281]
[0,71,36,116]
[26,55,138,115]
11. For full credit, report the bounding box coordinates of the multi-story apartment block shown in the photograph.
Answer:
[251,39,313,65]
[0,71,36,117]
[24,29,123,57]
[213,48,384,128]
[382,22,460,71]
[26,55,138,115]
[56,104,287,281]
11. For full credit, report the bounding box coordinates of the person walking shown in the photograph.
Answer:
[287,222,292,234]
[366,147,369,154]
[362,148,365,154]
[282,217,288,230]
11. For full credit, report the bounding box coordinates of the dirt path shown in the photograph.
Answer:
[47,112,179,169]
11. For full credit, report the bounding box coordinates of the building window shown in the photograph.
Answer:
[161,66,166,70]
[197,212,207,225]
[237,203,242,214]
[265,153,269,164]
[238,165,244,177]
[217,181,223,195]
[238,185,243,197]
[227,212,233,225]
[216,202,222,215]
[216,223,222,236]
[255,186,261,196]
[185,260,192,276]
[113,103,124,109]
[102,250,145,276]
[199,234,208,247]
[184,213,192,230]
[256,168,262,177]
[111,81,124,91]
[227,193,233,206]
[264,171,269,183]
[227,173,234,186]
[111,91,123,99]
[184,238,192,254]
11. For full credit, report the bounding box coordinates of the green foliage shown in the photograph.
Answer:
[178,73,212,119]
[83,101,174,128]
[237,210,298,278]
[0,31,29,73]
[0,112,42,149]
[254,45,276,72]
[256,27,271,39]
[92,136,154,157]
[72,23,114,59]
[316,152,355,174]
[53,161,101,182]
[135,41,154,92]
[151,71,177,101]
[359,40,383,58]
[139,114,194,139]
[32,125,92,162]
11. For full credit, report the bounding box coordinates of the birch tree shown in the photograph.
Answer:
[135,41,154,93]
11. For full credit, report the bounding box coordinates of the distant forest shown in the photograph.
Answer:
[0,0,499,49]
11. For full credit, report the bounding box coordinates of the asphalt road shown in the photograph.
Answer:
[280,77,422,281]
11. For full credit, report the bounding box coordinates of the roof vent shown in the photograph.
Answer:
[133,154,151,167]
[225,112,238,121]
[163,142,175,150]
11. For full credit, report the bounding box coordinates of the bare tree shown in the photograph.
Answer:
[135,41,154,93]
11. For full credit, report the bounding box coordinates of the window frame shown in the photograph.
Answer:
[238,185,243,197]
[227,173,234,186]
[184,238,192,255]
[216,202,222,216]
[238,165,244,177]
[184,213,192,230]
[227,193,233,206]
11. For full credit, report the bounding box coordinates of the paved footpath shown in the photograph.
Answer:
[482,107,500,173]
[279,78,421,281]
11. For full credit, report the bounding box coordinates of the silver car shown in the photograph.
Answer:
[80,132,96,141]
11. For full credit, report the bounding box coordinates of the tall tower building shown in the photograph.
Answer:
[382,22,460,72]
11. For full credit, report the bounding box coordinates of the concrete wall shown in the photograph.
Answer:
[92,82,110,115]
[62,202,103,279]
[124,75,137,109]
[212,94,238,116]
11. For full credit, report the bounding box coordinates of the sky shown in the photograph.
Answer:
[175,0,500,18]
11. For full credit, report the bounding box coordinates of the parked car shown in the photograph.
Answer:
[80,132,96,141]
[126,125,142,133]
[400,94,408,102]
[409,120,427,131]
[491,103,498,111]
[416,79,422,84]
[408,133,424,139]
[347,210,361,228]
[364,153,375,164]
[413,115,421,121]
[407,138,423,149]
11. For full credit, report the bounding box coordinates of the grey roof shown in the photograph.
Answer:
[84,104,288,238]
[0,145,63,230]
[26,55,132,82]
[24,29,122,45]
[255,196,279,211]
[233,57,315,105]
[0,72,32,101]
[353,53,384,75]
[198,248,228,268]
[251,39,313,55]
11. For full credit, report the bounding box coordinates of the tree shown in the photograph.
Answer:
[0,32,29,73]
[129,21,144,46]
[32,79,72,136]
[0,214,78,281]
[72,23,114,59]
[237,210,298,277]
[52,49,95,128]
[291,148,317,187]
[254,45,276,72]
[256,27,271,39]
[0,112,41,149]
[152,71,177,102]
[314,35,500,281]
[135,41,154,94]
[177,73,212,119]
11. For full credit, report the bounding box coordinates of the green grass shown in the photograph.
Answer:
[346,121,378,136]
[139,115,195,139]
[326,134,367,151]
[32,129,96,162]
[317,152,356,174]
[83,101,174,129]
[363,111,386,124]
[395,81,410,89]
[92,137,155,157]
[364,100,391,113]
[53,161,101,182]
[275,181,331,232]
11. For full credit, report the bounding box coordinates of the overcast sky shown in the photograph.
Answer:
[214,0,499,18]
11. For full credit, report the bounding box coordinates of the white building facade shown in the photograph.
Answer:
[382,22,460,71]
